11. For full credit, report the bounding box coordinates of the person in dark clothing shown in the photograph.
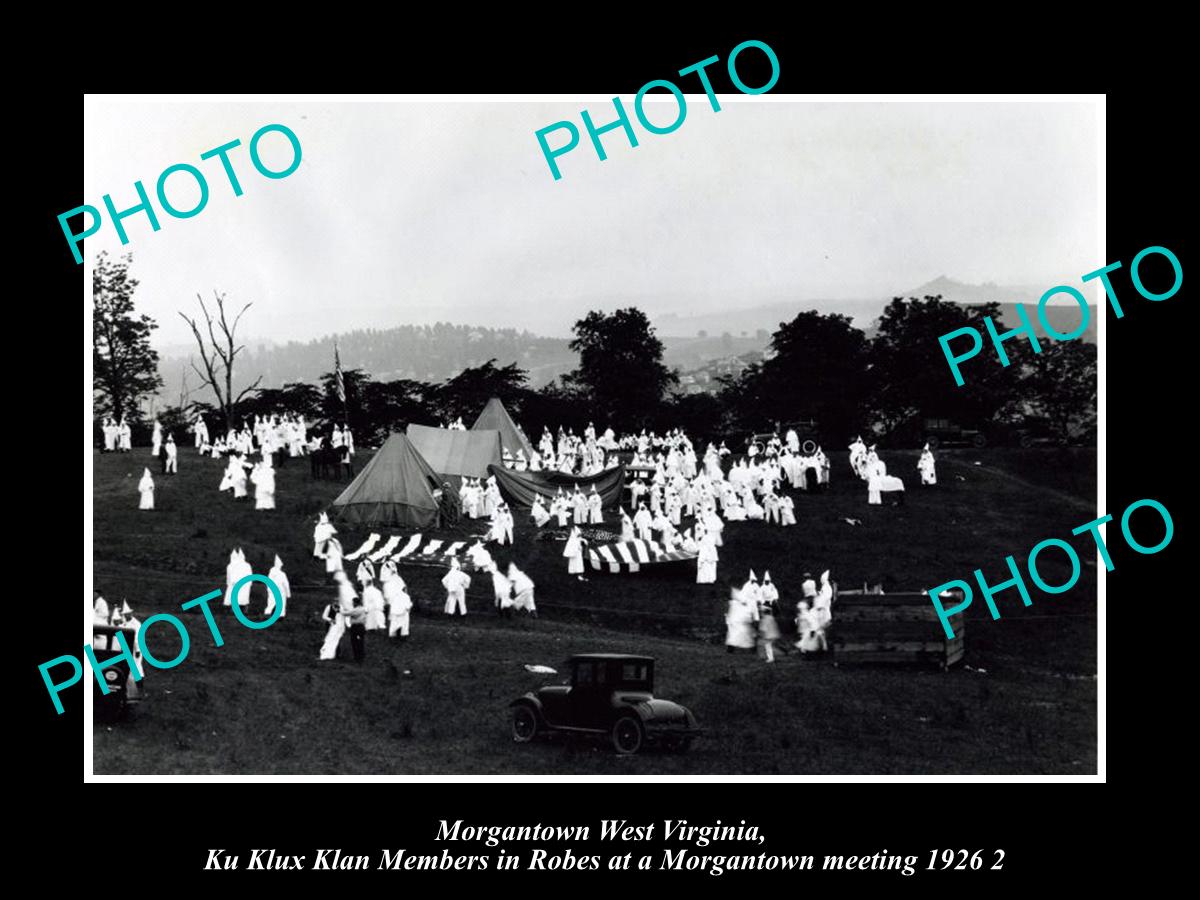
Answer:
[346,595,367,663]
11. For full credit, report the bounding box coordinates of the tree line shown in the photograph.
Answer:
[93,253,1095,450]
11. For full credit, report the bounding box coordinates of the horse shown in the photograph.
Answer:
[310,445,354,480]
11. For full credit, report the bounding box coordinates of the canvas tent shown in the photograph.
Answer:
[407,424,502,488]
[472,397,533,458]
[488,462,626,509]
[329,433,459,528]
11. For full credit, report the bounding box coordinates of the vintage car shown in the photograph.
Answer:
[510,654,700,755]
[91,623,143,721]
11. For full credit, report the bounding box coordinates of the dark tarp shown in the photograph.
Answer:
[330,433,460,529]
[406,424,502,488]
[472,397,533,458]
[488,463,626,509]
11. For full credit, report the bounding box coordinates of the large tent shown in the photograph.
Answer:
[472,397,533,458]
[329,433,459,528]
[488,462,626,509]
[407,423,502,488]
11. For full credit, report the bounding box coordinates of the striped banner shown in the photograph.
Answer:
[585,539,698,574]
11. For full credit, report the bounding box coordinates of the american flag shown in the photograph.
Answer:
[334,342,346,403]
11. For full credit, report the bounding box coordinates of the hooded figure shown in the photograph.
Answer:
[696,528,718,584]
[265,555,291,618]
[137,468,155,510]
[313,512,336,558]
[563,526,585,576]
[741,569,762,606]
[442,557,471,615]
[757,573,781,663]
[795,600,825,652]
[813,569,834,628]
[531,494,551,528]
[362,576,386,631]
[251,458,276,510]
[508,563,537,615]
[223,548,253,607]
[724,586,758,651]
[619,507,635,543]
[918,443,937,485]
[319,571,354,659]
[151,418,163,457]
[588,485,604,524]
[164,434,178,474]
[490,564,513,614]
[382,565,412,638]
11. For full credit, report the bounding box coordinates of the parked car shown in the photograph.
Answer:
[510,654,701,754]
[923,418,987,449]
[91,624,143,721]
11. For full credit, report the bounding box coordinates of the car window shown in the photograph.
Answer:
[575,663,592,686]
[622,663,645,682]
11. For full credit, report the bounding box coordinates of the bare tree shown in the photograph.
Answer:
[179,291,263,430]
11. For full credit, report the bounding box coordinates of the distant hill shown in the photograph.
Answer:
[895,277,1097,344]
[157,323,776,403]
[157,284,1094,404]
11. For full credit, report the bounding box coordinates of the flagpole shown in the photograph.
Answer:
[334,340,347,427]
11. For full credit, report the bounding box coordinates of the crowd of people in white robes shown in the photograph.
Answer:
[725,569,834,662]
[100,417,133,452]
[500,423,615,476]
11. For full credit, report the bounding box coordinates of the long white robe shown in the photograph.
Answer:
[224,557,253,607]
[509,567,536,612]
[137,470,154,510]
[363,584,386,631]
[252,464,275,510]
[563,531,585,575]
[265,564,291,617]
[696,534,718,584]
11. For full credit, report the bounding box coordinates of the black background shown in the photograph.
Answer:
[30,20,1172,888]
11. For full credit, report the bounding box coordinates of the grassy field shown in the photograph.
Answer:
[91,444,1098,774]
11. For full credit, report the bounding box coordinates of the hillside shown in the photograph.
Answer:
[92,444,1097,774]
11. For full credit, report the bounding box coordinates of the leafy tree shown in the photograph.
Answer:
[1013,341,1097,443]
[869,296,1023,438]
[432,359,528,423]
[318,367,371,433]
[727,311,871,441]
[361,378,432,443]
[245,382,324,421]
[93,252,163,421]
[563,308,677,429]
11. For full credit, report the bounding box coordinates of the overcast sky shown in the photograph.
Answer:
[83,98,1100,346]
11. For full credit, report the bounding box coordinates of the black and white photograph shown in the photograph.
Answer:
[80,92,1106,778]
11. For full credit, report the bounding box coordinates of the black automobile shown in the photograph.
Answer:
[91,624,143,721]
[510,654,701,754]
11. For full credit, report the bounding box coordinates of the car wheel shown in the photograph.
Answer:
[972,433,987,448]
[926,437,940,450]
[1019,434,1034,449]
[511,705,539,743]
[801,439,818,456]
[611,715,644,755]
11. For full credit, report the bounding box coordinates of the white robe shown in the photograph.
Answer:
[265,565,290,617]
[137,473,154,510]
[442,568,471,615]
[363,584,386,631]
[564,532,585,575]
